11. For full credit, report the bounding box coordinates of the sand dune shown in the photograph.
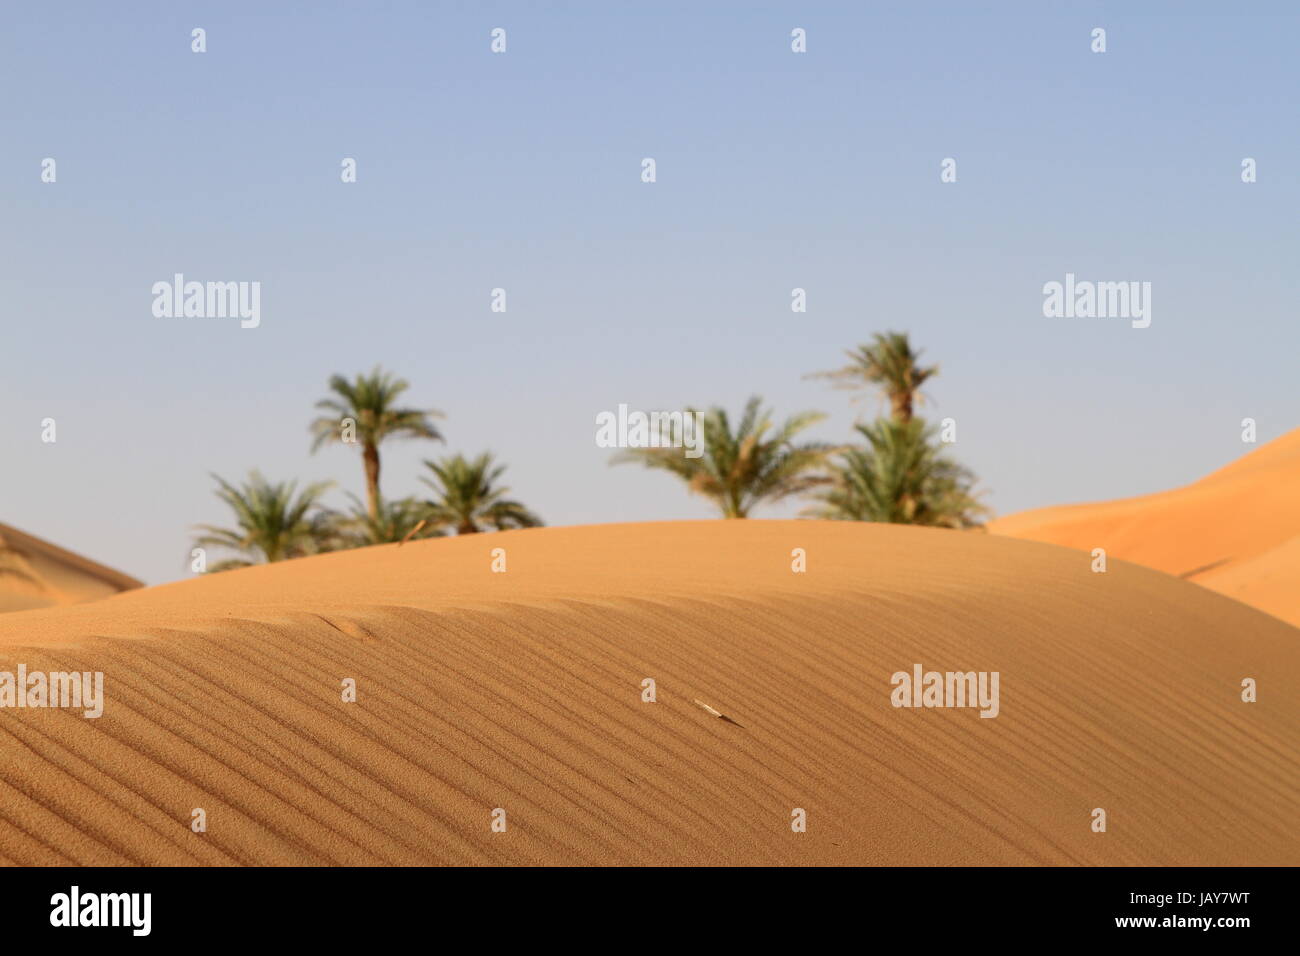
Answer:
[0,523,143,614]
[991,429,1300,627]
[0,574,60,615]
[0,521,1295,866]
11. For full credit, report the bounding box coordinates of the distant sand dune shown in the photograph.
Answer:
[0,522,142,614]
[991,428,1300,627]
[0,521,1295,865]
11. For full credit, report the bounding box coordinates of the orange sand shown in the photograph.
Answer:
[991,429,1300,627]
[0,523,142,613]
[0,521,1295,865]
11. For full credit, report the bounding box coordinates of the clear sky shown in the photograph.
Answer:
[3,1,1297,585]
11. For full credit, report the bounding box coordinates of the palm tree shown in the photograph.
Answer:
[614,396,834,518]
[310,367,443,520]
[332,493,445,547]
[192,472,337,571]
[420,453,543,534]
[809,332,938,422]
[805,418,986,528]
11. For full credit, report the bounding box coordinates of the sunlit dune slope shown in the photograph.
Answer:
[0,522,143,613]
[0,521,1294,866]
[991,429,1300,626]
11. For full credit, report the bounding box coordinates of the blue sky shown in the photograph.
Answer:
[3,1,1297,585]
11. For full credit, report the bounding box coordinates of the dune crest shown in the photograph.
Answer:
[0,521,1294,865]
[0,523,142,614]
[991,429,1300,626]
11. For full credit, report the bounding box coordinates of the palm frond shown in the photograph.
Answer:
[804,417,988,528]
[421,452,543,534]
[190,471,338,570]
[615,397,833,518]
[807,332,939,421]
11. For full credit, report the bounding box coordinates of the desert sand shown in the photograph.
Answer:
[0,523,142,614]
[991,428,1300,627]
[0,520,1295,865]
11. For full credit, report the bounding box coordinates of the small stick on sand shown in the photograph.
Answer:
[693,698,723,718]
[398,519,428,547]
[693,698,743,726]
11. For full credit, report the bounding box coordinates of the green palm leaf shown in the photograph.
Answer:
[808,332,938,422]
[309,366,443,520]
[329,492,445,547]
[805,418,987,528]
[614,396,835,518]
[191,471,338,570]
[421,452,544,534]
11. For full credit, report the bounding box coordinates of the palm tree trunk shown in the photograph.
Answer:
[891,392,913,423]
[457,520,479,535]
[363,442,381,519]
